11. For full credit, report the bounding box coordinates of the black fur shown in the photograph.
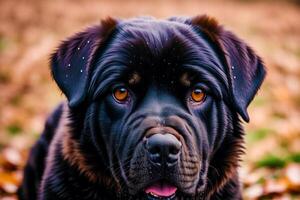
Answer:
[18,15,266,200]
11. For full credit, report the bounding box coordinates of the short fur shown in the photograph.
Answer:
[18,15,266,200]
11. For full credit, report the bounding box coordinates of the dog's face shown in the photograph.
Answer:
[51,16,265,199]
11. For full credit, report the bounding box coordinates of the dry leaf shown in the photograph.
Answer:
[264,179,288,195]
[244,184,264,199]
[0,172,20,194]
[284,163,300,191]
[2,148,22,168]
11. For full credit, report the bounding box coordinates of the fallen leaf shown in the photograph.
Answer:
[244,184,264,199]
[264,179,288,195]
[0,172,20,194]
[2,148,22,168]
[284,163,300,191]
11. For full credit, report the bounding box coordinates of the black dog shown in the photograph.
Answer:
[18,15,266,200]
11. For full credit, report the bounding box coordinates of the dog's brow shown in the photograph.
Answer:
[180,72,191,87]
[128,72,141,85]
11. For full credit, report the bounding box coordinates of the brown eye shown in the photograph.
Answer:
[113,87,129,102]
[191,88,206,103]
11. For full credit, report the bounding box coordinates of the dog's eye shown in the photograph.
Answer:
[191,88,206,103]
[113,87,129,102]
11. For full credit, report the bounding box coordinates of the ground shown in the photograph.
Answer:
[0,0,299,199]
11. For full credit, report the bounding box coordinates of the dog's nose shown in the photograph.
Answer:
[145,133,181,166]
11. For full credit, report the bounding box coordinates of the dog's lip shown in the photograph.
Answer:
[144,181,177,198]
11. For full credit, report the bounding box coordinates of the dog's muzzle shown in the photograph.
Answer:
[143,127,182,199]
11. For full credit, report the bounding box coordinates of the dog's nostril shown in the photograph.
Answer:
[169,145,181,155]
[148,145,160,155]
[145,133,181,166]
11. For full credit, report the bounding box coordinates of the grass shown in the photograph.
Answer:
[256,153,300,168]
[246,128,272,143]
[6,124,22,136]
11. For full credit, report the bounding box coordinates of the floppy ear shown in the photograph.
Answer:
[50,17,117,107]
[190,15,266,122]
[217,30,266,122]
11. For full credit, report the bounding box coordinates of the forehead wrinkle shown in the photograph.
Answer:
[118,24,164,54]
[178,28,229,90]
[88,51,130,99]
[113,23,224,89]
[117,20,195,58]
[190,27,227,74]
[183,63,229,99]
[174,24,224,69]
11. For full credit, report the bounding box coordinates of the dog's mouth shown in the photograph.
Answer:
[144,181,177,200]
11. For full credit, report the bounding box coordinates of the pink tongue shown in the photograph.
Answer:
[145,182,177,197]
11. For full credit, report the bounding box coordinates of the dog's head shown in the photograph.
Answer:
[51,16,265,199]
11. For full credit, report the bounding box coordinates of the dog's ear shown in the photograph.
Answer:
[189,15,266,122]
[217,30,266,122]
[50,17,117,107]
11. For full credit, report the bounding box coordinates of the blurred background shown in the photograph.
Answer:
[0,0,299,199]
